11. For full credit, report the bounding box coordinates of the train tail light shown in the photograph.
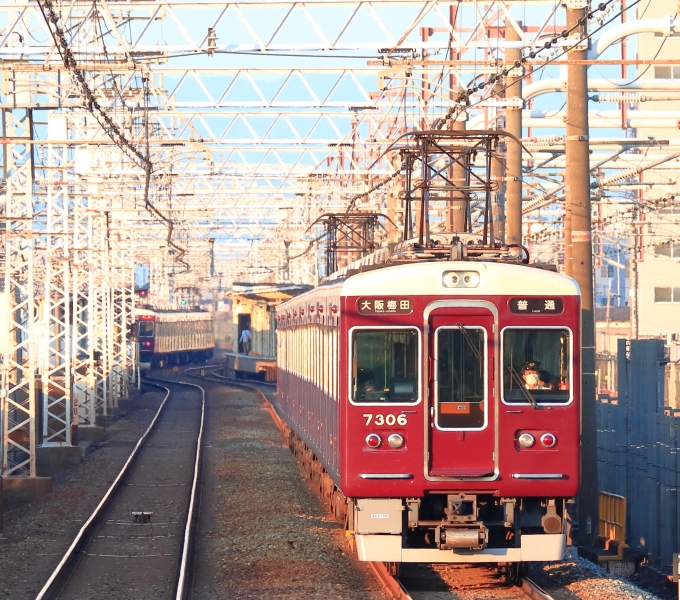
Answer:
[387,433,404,448]
[540,433,557,448]
[518,433,535,448]
[365,433,382,448]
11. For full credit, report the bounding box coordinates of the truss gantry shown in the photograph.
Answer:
[0,0,675,474]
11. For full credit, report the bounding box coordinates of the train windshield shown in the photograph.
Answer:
[138,321,155,337]
[503,328,571,404]
[351,328,418,403]
[435,327,486,429]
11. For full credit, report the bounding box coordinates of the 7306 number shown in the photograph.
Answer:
[363,413,408,427]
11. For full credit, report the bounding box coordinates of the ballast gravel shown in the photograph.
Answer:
[529,548,664,600]
[0,373,672,600]
[0,388,165,599]
[191,380,388,599]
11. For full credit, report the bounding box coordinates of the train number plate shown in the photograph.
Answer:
[363,413,408,426]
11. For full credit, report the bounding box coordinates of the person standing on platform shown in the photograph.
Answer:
[239,328,252,355]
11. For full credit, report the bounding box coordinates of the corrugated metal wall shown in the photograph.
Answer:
[597,338,679,572]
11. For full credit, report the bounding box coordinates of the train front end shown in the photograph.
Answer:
[340,260,580,564]
[136,309,156,370]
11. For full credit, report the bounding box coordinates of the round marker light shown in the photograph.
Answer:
[463,271,481,287]
[540,433,557,448]
[442,271,460,287]
[518,433,535,448]
[366,433,382,449]
[387,433,404,448]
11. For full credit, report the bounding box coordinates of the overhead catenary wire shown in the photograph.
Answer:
[36,0,190,271]
[340,0,636,223]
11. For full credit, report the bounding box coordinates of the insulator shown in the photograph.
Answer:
[524,135,564,146]
[594,92,644,104]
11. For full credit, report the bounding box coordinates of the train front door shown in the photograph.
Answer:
[427,307,496,478]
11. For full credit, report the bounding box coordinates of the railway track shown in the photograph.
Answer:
[186,366,554,600]
[35,378,205,600]
[372,561,555,600]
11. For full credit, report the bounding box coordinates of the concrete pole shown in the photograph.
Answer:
[492,81,506,242]
[450,117,468,232]
[565,3,598,545]
[504,22,523,245]
[491,146,506,242]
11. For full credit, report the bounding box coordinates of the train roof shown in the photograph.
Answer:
[339,260,579,297]
[309,231,579,298]
[136,308,213,322]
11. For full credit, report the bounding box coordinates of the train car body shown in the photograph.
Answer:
[276,240,580,564]
[136,308,214,369]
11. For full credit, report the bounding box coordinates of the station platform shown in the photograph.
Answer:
[223,351,277,382]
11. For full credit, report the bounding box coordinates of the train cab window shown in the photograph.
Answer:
[138,321,154,337]
[351,328,418,403]
[435,327,486,429]
[503,328,571,404]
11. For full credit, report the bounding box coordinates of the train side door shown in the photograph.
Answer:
[428,309,496,478]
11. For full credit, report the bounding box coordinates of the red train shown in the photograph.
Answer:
[276,234,580,564]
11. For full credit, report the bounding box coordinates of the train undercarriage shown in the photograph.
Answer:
[348,494,570,563]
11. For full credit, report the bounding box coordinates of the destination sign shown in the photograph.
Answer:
[357,297,413,315]
[509,298,564,314]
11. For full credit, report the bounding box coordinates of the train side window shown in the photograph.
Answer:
[435,327,486,429]
[351,328,419,404]
[502,328,571,405]
[138,321,154,337]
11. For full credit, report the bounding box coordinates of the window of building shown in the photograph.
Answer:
[654,287,680,303]
[654,65,680,78]
[654,243,680,259]
[351,328,419,404]
[502,328,571,405]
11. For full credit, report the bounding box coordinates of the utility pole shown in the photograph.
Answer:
[504,22,523,245]
[565,1,598,545]
[492,80,507,242]
[450,117,469,232]
[448,4,468,234]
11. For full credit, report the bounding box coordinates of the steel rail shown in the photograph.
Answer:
[521,576,555,600]
[34,379,205,600]
[166,379,206,600]
[369,562,413,600]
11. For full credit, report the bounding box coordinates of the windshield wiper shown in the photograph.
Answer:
[509,365,539,410]
[457,323,482,361]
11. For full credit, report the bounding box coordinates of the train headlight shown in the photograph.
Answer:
[463,271,480,287]
[387,433,404,448]
[442,270,480,288]
[518,433,535,448]
[366,433,382,449]
[442,271,460,287]
[540,433,557,448]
